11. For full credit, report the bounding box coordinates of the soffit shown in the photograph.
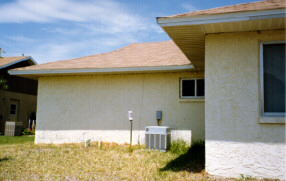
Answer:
[160,17,285,70]
[162,25,205,71]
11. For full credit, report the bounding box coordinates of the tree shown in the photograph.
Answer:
[0,76,8,89]
[0,48,8,89]
[0,48,5,57]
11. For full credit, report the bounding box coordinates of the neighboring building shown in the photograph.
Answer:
[0,56,38,134]
[9,0,285,180]
[157,0,285,180]
[9,41,205,144]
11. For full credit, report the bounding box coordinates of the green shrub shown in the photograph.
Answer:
[22,129,35,135]
[169,139,190,154]
[191,140,205,148]
[238,174,253,181]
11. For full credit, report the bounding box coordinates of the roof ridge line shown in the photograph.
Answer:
[31,40,174,67]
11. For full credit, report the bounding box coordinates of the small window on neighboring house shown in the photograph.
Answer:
[10,104,17,115]
[261,42,286,116]
[180,78,205,98]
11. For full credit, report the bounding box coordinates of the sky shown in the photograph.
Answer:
[0,0,259,64]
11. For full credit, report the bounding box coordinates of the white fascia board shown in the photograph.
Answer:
[157,9,286,27]
[8,65,195,76]
[0,56,37,69]
[28,57,37,65]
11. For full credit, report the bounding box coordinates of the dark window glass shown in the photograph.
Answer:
[263,43,285,113]
[10,104,16,115]
[182,80,195,97]
[197,79,205,97]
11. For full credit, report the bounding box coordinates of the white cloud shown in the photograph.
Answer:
[0,0,149,33]
[41,27,81,36]
[12,36,134,64]
[27,43,82,63]
[8,36,35,42]
[181,3,198,12]
[1,0,167,64]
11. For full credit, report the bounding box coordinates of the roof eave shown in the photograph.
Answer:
[157,9,286,26]
[157,9,286,71]
[0,56,37,69]
[8,64,195,79]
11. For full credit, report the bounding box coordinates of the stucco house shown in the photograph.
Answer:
[9,0,285,180]
[156,0,285,180]
[0,56,38,134]
[9,41,205,144]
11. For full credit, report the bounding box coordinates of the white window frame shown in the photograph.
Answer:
[180,78,205,99]
[260,41,286,117]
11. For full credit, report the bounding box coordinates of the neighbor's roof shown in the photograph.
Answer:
[13,41,191,71]
[160,0,285,19]
[0,56,37,69]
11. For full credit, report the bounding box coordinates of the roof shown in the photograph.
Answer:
[160,0,285,19]
[13,41,191,71]
[0,56,36,69]
[157,0,286,71]
[9,41,193,78]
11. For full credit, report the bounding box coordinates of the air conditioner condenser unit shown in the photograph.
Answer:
[145,126,171,152]
[4,121,23,136]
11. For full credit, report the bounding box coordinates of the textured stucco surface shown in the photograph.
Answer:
[0,90,37,133]
[35,130,191,145]
[35,72,204,144]
[205,30,286,180]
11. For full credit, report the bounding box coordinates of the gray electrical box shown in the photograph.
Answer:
[156,111,162,120]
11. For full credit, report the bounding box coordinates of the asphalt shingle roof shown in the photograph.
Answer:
[13,41,191,71]
[159,0,285,19]
[0,56,30,68]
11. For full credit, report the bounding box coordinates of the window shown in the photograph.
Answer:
[10,104,17,115]
[180,78,204,98]
[261,42,285,116]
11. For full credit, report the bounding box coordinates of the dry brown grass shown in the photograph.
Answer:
[0,136,241,181]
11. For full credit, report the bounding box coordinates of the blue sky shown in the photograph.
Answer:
[0,0,258,64]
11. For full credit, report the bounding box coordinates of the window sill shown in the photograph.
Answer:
[179,98,205,103]
[259,116,286,124]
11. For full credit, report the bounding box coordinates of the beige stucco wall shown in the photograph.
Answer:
[0,90,37,133]
[205,30,286,180]
[35,71,205,145]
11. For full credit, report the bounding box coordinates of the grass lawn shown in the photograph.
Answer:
[0,135,34,145]
[0,136,235,180]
